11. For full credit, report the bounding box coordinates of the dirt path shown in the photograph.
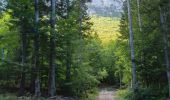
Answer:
[98,87,116,100]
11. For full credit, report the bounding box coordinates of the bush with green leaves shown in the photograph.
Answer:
[116,87,167,100]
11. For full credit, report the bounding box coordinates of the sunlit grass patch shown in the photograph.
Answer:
[90,15,120,44]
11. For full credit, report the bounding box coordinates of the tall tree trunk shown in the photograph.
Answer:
[78,0,83,64]
[65,0,71,81]
[66,41,71,80]
[136,0,145,72]
[137,0,142,31]
[19,31,27,96]
[127,0,137,90]
[1,48,4,63]
[48,0,56,97]
[34,0,41,98]
[160,7,170,98]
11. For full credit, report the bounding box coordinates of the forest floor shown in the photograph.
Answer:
[97,87,117,100]
[0,87,117,100]
[55,86,117,100]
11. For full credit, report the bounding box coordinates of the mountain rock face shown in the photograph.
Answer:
[86,0,122,17]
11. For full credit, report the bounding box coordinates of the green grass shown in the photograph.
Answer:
[0,94,46,100]
[0,94,17,100]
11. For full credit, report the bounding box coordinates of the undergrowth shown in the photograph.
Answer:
[116,87,167,100]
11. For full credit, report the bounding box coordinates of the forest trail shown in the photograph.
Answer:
[97,87,116,100]
[55,87,117,100]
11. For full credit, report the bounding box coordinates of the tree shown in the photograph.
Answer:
[127,0,137,90]
[160,6,170,98]
[34,0,41,98]
[65,0,71,81]
[136,0,142,31]
[19,3,29,97]
[48,0,56,97]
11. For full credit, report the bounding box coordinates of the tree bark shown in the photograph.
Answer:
[1,48,4,63]
[19,31,27,96]
[137,0,142,31]
[65,0,71,81]
[34,0,41,98]
[66,41,71,80]
[136,0,145,72]
[127,0,137,90]
[78,0,83,65]
[48,0,56,97]
[160,7,170,98]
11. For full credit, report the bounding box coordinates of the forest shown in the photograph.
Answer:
[0,0,170,100]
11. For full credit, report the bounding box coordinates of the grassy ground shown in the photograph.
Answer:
[0,92,98,100]
[0,94,17,100]
[0,94,46,100]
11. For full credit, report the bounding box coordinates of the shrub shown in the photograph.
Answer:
[116,87,167,100]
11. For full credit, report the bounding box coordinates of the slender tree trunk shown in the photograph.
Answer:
[137,0,142,31]
[136,0,145,72]
[66,0,69,12]
[19,31,27,96]
[78,0,83,65]
[48,0,56,97]
[65,0,71,81]
[119,71,122,88]
[1,48,4,63]
[66,40,71,80]
[127,0,137,90]
[30,67,35,94]
[160,7,170,98]
[34,0,41,98]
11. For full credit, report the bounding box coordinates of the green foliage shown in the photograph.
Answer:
[0,11,19,56]
[1,0,170,99]
[115,0,170,99]
[116,88,167,100]
[0,11,20,88]
[70,68,99,96]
